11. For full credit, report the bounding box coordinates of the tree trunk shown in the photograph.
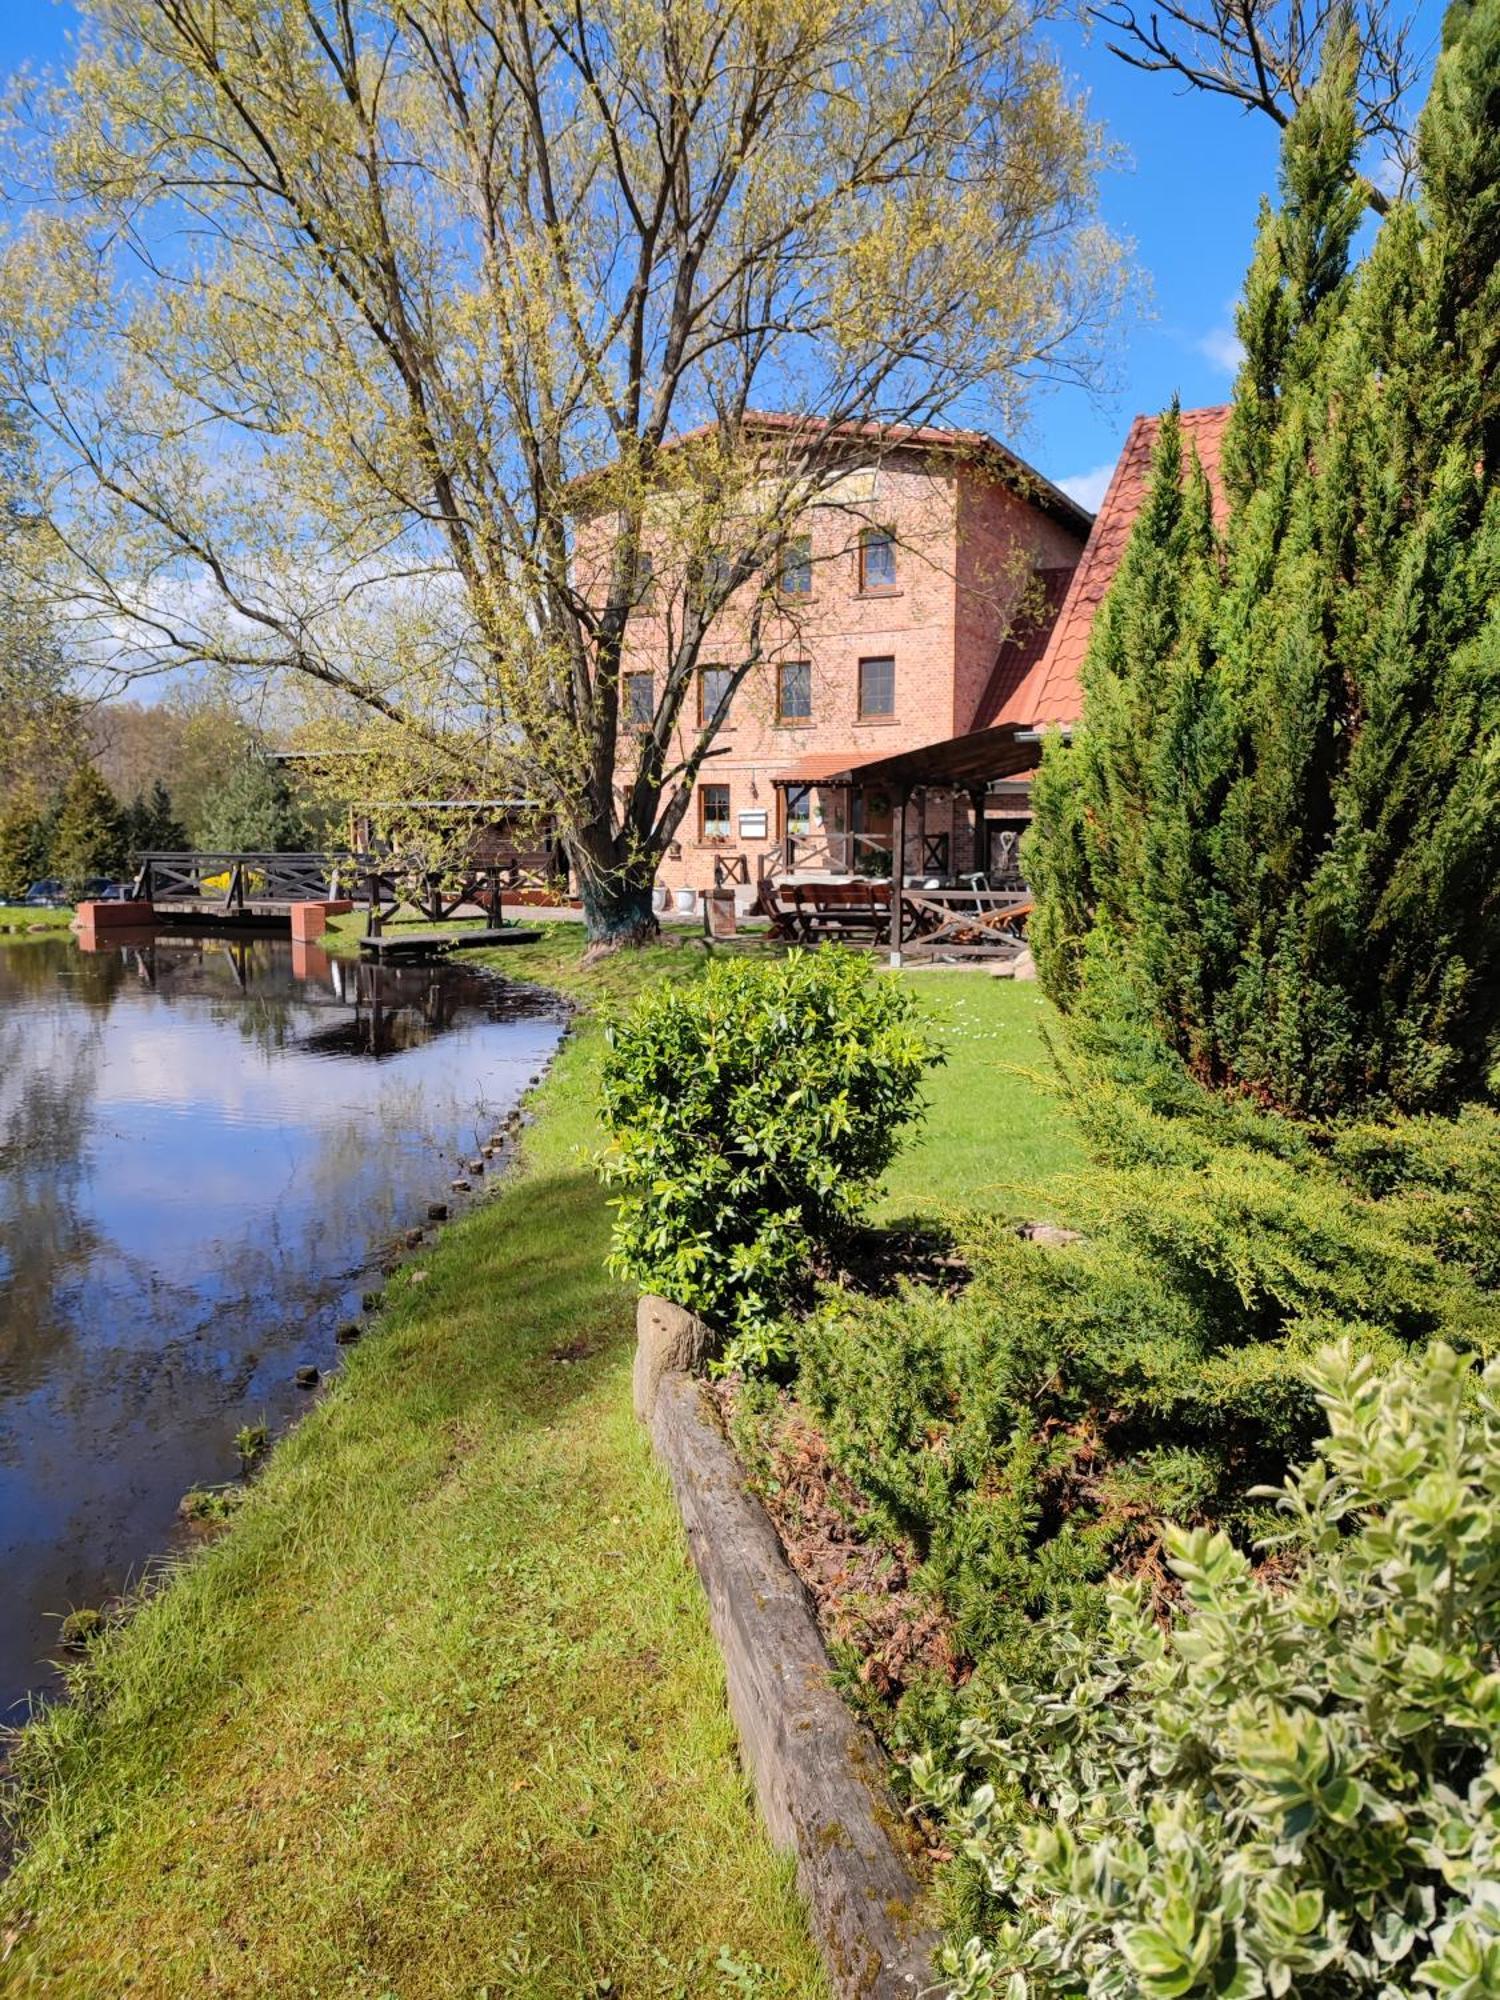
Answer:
[575,842,661,955]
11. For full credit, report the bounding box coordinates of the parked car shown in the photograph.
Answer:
[23,879,68,907]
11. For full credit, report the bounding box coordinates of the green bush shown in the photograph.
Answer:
[597,949,943,1367]
[791,1007,1500,1699]
[1026,3,1500,1117]
[915,1340,1500,1999]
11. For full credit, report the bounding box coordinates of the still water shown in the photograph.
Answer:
[0,932,564,1724]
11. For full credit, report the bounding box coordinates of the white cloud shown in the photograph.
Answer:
[1196,325,1247,375]
[1059,462,1116,514]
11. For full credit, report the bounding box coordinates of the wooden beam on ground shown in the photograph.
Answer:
[638,1311,943,2000]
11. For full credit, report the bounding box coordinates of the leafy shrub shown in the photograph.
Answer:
[598,949,943,1367]
[914,1341,1500,1999]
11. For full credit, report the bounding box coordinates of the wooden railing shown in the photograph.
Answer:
[357,851,557,936]
[131,849,560,930]
[759,832,896,880]
[132,851,351,908]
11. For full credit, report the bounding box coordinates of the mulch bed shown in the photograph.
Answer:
[711,1384,967,1705]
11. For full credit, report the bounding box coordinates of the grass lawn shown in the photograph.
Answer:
[0,906,75,937]
[0,926,825,2000]
[884,970,1083,1222]
[0,927,1078,1997]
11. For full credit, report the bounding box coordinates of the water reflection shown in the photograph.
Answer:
[0,934,563,1724]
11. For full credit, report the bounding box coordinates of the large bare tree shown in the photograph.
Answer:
[0,0,1124,944]
[1090,0,1429,211]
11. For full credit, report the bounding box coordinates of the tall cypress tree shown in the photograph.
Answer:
[1027,407,1219,1005]
[1030,0,1500,1115]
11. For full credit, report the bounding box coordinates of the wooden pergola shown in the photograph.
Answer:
[772,721,1055,961]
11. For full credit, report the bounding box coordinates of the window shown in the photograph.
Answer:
[858,655,895,719]
[779,535,812,596]
[701,548,734,601]
[699,783,732,841]
[785,784,813,837]
[777,659,812,723]
[632,550,654,605]
[858,528,897,592]
[698,664,735,725]
[624,672,654,727]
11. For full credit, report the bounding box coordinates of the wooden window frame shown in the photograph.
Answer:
[776,659,813,725]
[624,671,655,729]
[857,654,896,720]
[697,663,735,726]
[701,548,734,604]
[857,527,898,595]
[779,535,813,598]
[783,783,813,838]
[698,781,733,844]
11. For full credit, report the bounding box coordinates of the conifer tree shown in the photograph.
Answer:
[0,805,46,901]
[123,779,188,857]
[1027,409,1220,1007]
[197,758,310,855]
[1030,0,1500,1115]
[49,763,127,893]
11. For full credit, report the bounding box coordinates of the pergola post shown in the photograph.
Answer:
[969,787,987,875]
[889,785,910,967]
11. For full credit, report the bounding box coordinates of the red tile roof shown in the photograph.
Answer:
[1023,405,1232,729]
[973,566,1076,730]
[771,749,899,785]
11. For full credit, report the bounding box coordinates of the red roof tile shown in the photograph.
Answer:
[973,567,1076,730]
[1024,406,1232,730]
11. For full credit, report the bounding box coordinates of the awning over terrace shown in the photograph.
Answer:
[772,721,1051,794]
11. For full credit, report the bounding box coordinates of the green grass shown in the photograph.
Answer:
[884,971,1083,1222]
[0,905,75,936]
[0,927,1079,1996]
[0,926,825,1999]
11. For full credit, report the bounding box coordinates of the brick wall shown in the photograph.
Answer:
[593,444,1085,899]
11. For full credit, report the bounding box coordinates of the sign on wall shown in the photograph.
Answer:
[737,810,769,840]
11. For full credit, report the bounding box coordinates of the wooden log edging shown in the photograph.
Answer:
[638,1297,946,2000]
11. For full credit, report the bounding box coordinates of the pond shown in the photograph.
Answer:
[0,931,565,1726]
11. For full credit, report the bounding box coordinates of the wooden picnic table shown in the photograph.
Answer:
[762,879,1032,955]
[768,879,892,944]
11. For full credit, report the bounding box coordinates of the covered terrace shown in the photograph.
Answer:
[766,722,1056,963]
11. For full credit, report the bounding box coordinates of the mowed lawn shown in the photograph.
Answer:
[0,934,1079,1998]
[884,970,1082,1220]
[0,932,825,1999]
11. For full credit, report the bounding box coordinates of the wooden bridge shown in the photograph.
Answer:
[129,851,556,931]
[132,852,353,918]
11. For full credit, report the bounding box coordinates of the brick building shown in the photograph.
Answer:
[603,418,1092,907]
[594,404,1233,910]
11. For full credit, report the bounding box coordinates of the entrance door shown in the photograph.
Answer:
[852,789,894,878]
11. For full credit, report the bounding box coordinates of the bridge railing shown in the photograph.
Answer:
[132,852,352,908]
[131,849,562,926]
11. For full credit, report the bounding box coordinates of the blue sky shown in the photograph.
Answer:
[0,0,1444,515]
